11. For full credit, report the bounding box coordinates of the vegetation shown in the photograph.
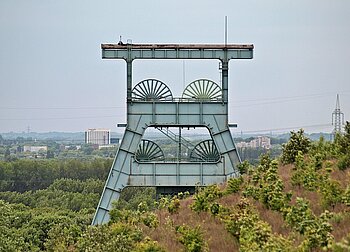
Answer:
[0,124,350,251]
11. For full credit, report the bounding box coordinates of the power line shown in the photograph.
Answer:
[230,91,350,108]
[233,123,333,134]
[1,91,349,111]
[0,115,123,121]
[0,106,125,110]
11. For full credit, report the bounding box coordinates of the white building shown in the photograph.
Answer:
[85,128,110,146]
[23,146,48,153]
[236,136,271,149]
[251,136,271,149]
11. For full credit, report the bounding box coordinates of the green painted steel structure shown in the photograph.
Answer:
[92,43,254,225]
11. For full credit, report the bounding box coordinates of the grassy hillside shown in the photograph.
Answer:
[123,127,350,251]
[139,160,350,251]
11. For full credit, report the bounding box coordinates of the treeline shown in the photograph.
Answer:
[0,158,112,192]
[0,178,103,211]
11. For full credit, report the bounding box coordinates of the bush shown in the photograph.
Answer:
[190,185,223,213]
[176,225,207,252]
[226,176,243,194]
[281,129,311,164]
[337,154,350,171]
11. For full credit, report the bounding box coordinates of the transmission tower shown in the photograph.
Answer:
[332,94,344,137]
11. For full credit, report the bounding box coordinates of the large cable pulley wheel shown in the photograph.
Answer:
[132,79,173,101]
[182,79,222,101]
[190,140,220,162]
[135,139,164,162]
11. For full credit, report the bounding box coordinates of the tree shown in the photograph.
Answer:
[334,121,350,170]
[4,147,11,161]
[281,129,311,164]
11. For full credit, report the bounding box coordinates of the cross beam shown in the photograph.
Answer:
[102,43,254,61]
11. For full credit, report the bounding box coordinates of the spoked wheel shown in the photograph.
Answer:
[132,79,173,101]
[135,139,164,162]
[182,79,222,101]
[190,140,220,162]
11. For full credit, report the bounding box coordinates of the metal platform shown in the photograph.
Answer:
[92,43,254,225]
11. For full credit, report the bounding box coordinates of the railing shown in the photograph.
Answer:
[132,156,223,163]
[130,97,225,103]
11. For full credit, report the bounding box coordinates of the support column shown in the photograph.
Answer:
[126,60,132,102]
[221,60,229,102]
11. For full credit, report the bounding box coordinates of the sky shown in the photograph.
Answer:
[0,0,349,134]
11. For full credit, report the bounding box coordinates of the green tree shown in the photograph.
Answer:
[176,225,208,252]
[4,147,11,161]
[281,129,311,164]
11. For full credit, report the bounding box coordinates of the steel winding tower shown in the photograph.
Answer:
[92,43,254,225]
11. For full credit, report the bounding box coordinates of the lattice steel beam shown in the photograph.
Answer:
[102,43,254,61]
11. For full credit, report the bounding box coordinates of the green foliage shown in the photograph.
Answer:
[309,135,334,163]
[48,178,104,194]
[168,196,180,214]
[291,151,319,190]
[226,176,243,194]
[283,197,333,250]
[109,207,159,229]
[290,150,344,209]
[244,154,291,211]
[281,129,311,164]
[333,121,350,170]
[0,189,100,212]
[44,222,83,252]
[112,187,156,212]
[134,237,165,252]
[176,224,208,252]
[76,223,143,252]
[190,185,223,213]
[237,160,250,175]
[209,202,221,216]
[0,158,111,192]
[0,200,27,251]
[337,154,350,171]
[334,121,350,155]
[342,185,350,206]
[0,199,92,252]
[319,179,343,209]
[222,198,292,251]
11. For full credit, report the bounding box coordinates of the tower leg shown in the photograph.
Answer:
[92,128,143,225]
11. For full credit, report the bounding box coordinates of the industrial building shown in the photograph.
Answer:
[85,128,110,146]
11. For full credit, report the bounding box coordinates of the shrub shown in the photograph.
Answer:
[283,198,333,250]
[237,160,250,175]
[175,225,207,252]
[167,197,180,214]
[226,176,243,194]
[281,129,311,164]
[134,237,165,252]
[337,154,350,171]
[190,185,223,213]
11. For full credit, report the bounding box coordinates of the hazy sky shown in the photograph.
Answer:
[0,0,349,134]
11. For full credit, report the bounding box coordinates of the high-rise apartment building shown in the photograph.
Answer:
[85,128,110,145]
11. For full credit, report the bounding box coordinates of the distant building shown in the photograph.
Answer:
[85,128,110,146]
[23,146,48,153]
[236,136,271,149]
